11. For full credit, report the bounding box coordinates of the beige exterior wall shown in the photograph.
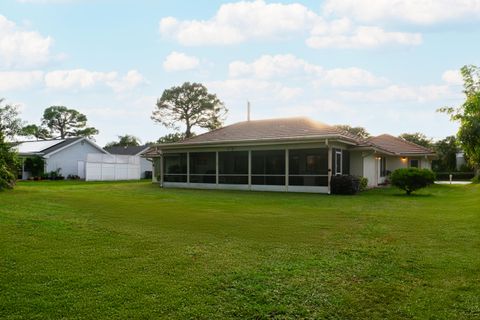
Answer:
[349,151,363,176]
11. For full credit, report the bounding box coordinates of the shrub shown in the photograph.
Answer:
[24,156,45,177]
[359,177,368,191]
[390,168,435,195]
[472,175,480,184]
[0,132,18,191]
[331,175,361,195]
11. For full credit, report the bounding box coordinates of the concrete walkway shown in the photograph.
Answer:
[435,181,471,185]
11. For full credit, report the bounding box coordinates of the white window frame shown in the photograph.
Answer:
[335,150,343,175]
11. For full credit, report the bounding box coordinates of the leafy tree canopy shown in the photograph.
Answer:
[152,82,227,138]
[0,99,24,139]
[40,106,99,139]
[105,135,141,148]
[439,65,480,176]
[432,136,461,172]
[20,124,52,140]
[156,132,191,144]
[0,131,18,190]
[399,132,433,148]
[334,125,370,139]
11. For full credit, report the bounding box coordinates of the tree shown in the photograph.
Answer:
[41,106,99,139]
[439,65,480,177]
[0,131,18,190]
[432,136,460,172]
[156,132,190,144]
[20,124,52,140]
[152,82,227,138]
[105,135,141,148]
[390,168,435,195]
[0,99,23,139]
[334,125,370,139]
[399,132,432,148]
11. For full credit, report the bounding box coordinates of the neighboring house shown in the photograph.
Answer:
[456,152,466,170]
[146,117,435,193]
[104,145,152,179]
[15,137,108,179]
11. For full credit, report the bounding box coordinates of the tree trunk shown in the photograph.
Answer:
[185,126,192,139]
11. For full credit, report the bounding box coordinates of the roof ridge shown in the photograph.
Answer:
[383,134,434,153]
[368,134,434,154]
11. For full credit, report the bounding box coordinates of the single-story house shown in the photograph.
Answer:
[146,117,435,193]
[15,137,108,179]
[104,145,153,179]
[456,152,466,170]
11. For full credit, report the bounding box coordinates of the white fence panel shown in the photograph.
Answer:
[85,153,141,181]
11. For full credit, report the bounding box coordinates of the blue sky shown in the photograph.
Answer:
[2,0,480,145]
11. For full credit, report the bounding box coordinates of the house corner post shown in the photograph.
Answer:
[248,150,252,191]
[285,149,289,192]
[327,142,332,194]
[216,151,219,186]
[187,152,190,185]
[159,155,164,187]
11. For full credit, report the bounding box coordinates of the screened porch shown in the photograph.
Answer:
[160,147,350,193]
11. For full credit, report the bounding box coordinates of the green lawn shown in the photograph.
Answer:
[1,181,479,319]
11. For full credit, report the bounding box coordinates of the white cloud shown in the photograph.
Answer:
[339,84,457,103]
[44,69,146,92]
[307,23,422,49]
[323,0,480,25]
[45,69,117,89]
[0,71,43,91]
[159,2,423,49]
[17,0,75,3]
[228,54,386,87]
[442,69,463,85]
[208,78,303,101]
[108,70,147,92]
[163,51,200,71]
[0,15,53,68]
[316,67,387,87]
[229,54,323,79]
[159,0,318,45]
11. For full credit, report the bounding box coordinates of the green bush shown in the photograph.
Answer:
[472,175,480,184]
[331,175,361,195]
[359,176,368,191]
[390,168,435,195]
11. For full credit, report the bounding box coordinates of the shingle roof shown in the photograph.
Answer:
[145,117,434,157]
[15,137,83,156]
[40,137,84,155]
[367,134,434,155]
[171,117,363,146]
[105,145,150,155]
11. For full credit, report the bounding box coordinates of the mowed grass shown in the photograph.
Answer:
[0,181,479,319]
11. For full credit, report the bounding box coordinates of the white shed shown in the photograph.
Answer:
[15,137,108,179]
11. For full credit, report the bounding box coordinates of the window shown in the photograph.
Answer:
[251,150,285,185]
[163,153,187,182]
[219,151,248,184]
[190,152,216,183]
[410,159,419,168]
[335,151,342,175]
[380,157,387,177]
[289,148,328,186]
